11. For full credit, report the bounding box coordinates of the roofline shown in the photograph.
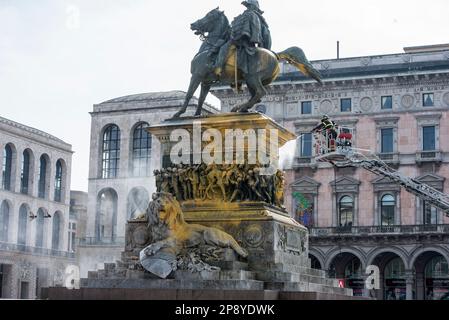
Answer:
[89,102,220,116]
[0,116,72,151]
[307,47,449,65]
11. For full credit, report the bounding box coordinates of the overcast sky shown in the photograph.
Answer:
[1,0,449,192]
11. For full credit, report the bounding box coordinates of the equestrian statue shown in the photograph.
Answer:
[172,1,322,118]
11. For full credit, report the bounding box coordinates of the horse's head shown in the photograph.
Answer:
[191,7,225,36]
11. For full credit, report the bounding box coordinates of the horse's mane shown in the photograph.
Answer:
[219,11,230,30]
[214,10,231,39]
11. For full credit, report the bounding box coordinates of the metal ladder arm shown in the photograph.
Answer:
[336,155,449,215]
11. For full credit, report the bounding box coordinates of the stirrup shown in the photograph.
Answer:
[214,67,222,77]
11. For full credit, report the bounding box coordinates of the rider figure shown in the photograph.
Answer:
[214,0,272,77]
[312,115,338,152]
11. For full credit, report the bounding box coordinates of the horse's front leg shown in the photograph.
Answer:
[195,83,211,116]
[172,75,202,118]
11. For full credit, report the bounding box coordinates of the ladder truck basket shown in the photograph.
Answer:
[313,126,355,162]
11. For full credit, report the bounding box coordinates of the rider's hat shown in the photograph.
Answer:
[242,0,263,13]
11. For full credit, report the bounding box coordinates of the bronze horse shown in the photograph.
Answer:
[172,8,322,118]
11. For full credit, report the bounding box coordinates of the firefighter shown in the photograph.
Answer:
[312,115,338,151]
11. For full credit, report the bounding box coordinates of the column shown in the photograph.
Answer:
[0,142,4,188]
[378,273,385,300]
[332,192,337,227]
[313,194,318,227]
[416,271,425,300]
[405,270,415,300]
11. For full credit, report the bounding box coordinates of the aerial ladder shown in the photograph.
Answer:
[311,120,449,216]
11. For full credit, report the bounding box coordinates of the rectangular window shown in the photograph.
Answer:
[423,202,438,225]
[381,96,393,110]
[20,282,29,299]
[423,126,436,151]
[71,232,76,252]
[381,128,394,153]
[423,93,434,107]
[341,98,352,112]
[301,101,312,115]
[300,133,313,157]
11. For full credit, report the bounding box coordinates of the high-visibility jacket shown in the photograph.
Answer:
[322,119,335,130]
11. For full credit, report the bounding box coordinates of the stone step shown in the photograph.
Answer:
[209,260,249,271]
[219,270,257,281]
[265,281,352,296]
[256,271,338,287]
[82,278,265,291]
[104,263,116,271]
[266,263,327,278]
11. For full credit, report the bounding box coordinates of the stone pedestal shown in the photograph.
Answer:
[73,113,354,299]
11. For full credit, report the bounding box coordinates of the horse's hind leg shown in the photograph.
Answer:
[231,76,266,113]
[195,83,211,116]
[172,76,202,118]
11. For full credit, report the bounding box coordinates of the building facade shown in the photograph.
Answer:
[0,116,74,299]
[78,91,218,277]
[70,191,88,255]
[211,44,449,300]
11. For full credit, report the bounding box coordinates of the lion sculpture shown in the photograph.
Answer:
[139,192,248,278]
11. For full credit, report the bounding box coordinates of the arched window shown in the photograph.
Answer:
[102,125,121,179]
[339,196,354,227]
[344,257,363,279]
[18,205,28,246]
[127,187,150,220]
[425,256,449,279]
[20,150,31,194]
[0,201,10,242]
[132,123,152,177]
[52,212,61,250]
[381,194,396,226]
[2,145,13,191]
[384,257,406,300]
[424,255,449,300]
[35,209,45,248]
[54,160,63,202]
[96,189,118,241]
[38,155,48,199]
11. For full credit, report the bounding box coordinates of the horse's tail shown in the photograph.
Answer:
[277,47,323,84]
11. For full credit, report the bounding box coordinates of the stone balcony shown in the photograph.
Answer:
[416,150,442,164]
[377,152,400,165]
[0,241,75,259]
[310,224,449,238]
[77,237,126,246]
[309,225,449,247]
